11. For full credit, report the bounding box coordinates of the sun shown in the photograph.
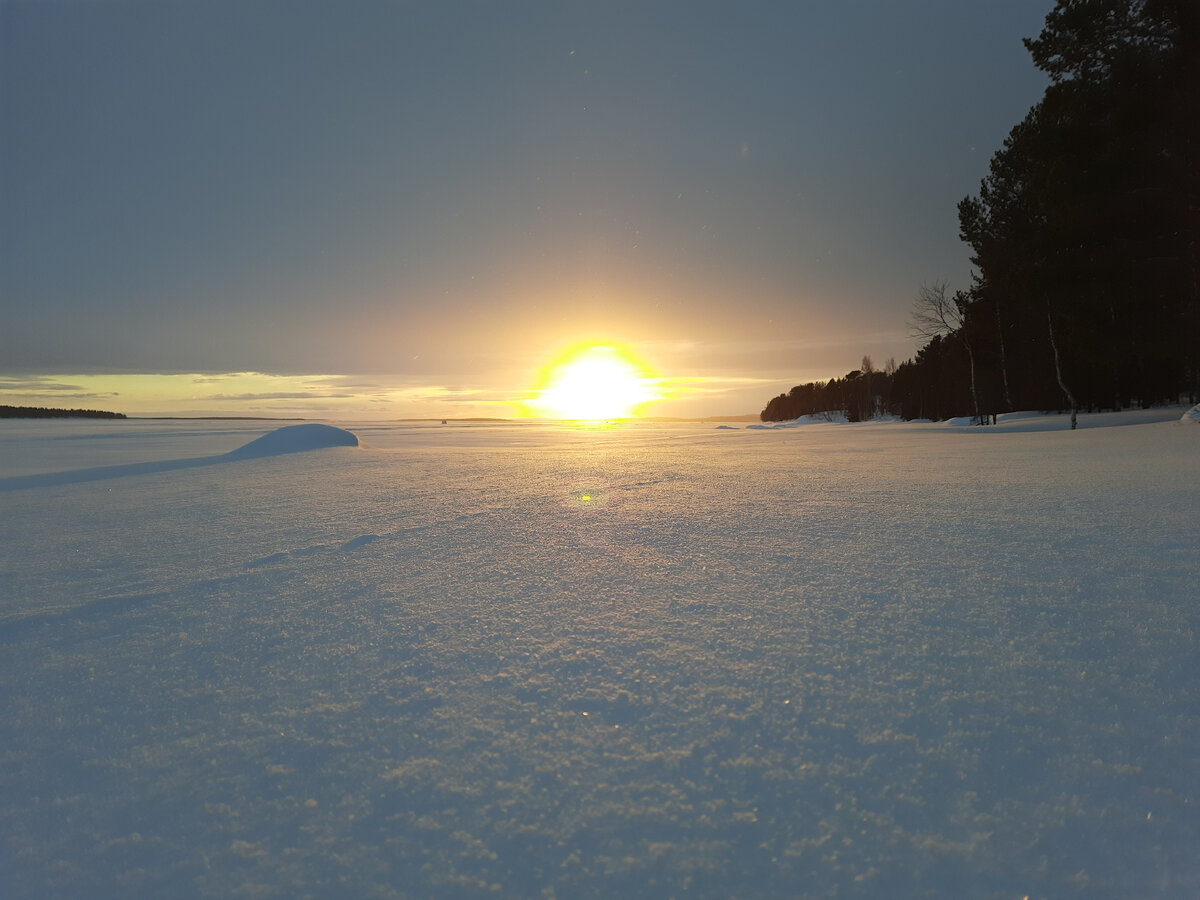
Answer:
[527,344,660,420]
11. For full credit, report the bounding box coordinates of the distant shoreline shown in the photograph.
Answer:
[3,409,760,424]
[137,415,763,424]
[134,420,309,427]
[1,405,127,420]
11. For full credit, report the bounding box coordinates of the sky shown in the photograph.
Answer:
[1,1,1052,420]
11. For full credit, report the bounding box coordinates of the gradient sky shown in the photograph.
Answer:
[1,1,1051,419]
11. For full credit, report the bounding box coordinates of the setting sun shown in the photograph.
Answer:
[526,345,660,420]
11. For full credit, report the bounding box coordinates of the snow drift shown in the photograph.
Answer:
[224,423,361,459]
[0,423,362,491]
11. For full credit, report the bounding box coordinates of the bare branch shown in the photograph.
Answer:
[909,280,964,341]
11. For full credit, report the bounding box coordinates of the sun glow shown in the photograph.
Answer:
[526,345,660,420]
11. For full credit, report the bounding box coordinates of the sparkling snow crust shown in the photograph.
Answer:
[1,413,1197,898]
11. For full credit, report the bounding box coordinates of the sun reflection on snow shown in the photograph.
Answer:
[568,487,606,508]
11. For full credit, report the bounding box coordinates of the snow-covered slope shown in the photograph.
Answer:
[1,415,1197,898]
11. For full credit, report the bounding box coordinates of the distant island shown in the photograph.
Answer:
[1,405,127,420]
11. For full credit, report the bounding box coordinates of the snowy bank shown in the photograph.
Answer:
[948,407,1189,432]
[746,412,850,429]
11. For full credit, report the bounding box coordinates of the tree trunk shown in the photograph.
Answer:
[963,338,982,425]
[994,298,1014,411]
[1047,311,1077,429]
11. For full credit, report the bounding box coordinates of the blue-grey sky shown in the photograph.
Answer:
[1,1,1050,418]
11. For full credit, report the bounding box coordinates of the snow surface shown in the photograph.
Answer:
[2,413,1198,898]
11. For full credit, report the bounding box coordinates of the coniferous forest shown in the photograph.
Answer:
[0,406,127,419]
[762,0,1199,425]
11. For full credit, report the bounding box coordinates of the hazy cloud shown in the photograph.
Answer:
[208,392,355,401]
[0,378,87,392]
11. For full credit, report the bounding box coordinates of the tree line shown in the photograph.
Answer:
[1,405,127,419]
[764,0,1198,425]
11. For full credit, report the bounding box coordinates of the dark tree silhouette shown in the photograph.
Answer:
[765,1,1198,424]
[1,405,127,419]
[910,282,984,424]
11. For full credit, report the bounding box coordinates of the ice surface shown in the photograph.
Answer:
[1,413,1198,898]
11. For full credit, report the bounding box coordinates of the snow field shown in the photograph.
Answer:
[1,415,1198,898]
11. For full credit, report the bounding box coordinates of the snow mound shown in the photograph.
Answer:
[748,412,850,430]
[1181,404,1200,422]
[785,411,849,426]
[225,424,361,460]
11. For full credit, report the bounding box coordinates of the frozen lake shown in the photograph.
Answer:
[2,413,1198,898]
